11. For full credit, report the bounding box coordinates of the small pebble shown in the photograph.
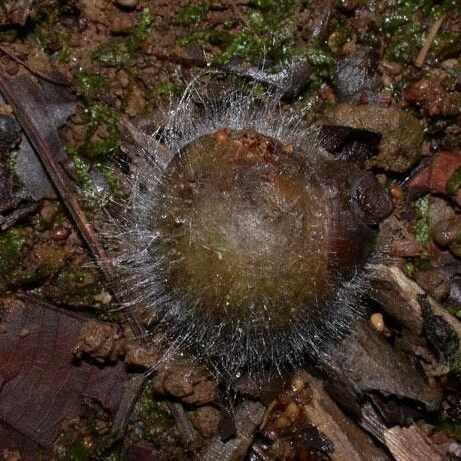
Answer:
[285,402,300,421]
[390,185,405,200]
[5,61,20,76]
[50,227,71,241]
[115,0,138,8]
[370,313,385,333]
[93,290,113,305]
[380,59,403,76]
[189,405,221,438]
[0,105,13,117]
[275,415,292,429]
[40,200,58,222]
[19,328,30,337]
[448,442,461,458]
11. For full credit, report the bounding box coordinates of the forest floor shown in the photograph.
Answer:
[0,0,461,460]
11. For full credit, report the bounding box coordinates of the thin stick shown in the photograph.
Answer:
[0,44,71,86]
[0,73,145,340]
[415,15,446,67]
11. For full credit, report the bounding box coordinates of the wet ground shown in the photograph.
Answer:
[0,0,461,459]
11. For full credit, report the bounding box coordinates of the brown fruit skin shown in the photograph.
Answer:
[153,128,379,331]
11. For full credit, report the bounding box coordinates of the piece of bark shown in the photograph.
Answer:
[320,320,442,414]
[359,402,390,444]
[202,401,265,461]
[370,264,461,342]
[119,116,174,171]
[316,124,381,167]
[303,374,389,461]
[0,201,39,230]
[168,402,199,444]
[383,425,444,461]
[0,296,143,456]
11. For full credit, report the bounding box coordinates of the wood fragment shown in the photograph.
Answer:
[371,264,461,341]
[415,15,446,67]
[119,116,174,169]
[303,374,390,461]
[203,401,265,461]
[0,45,71,86]
[321,320,442,413]
[167,401,199,444]
[0,201,38,230]
[384,425,444,461]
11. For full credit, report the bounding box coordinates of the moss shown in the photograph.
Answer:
[74,70,109,102]
[403,255,432,277]
[33,29,70,62]
[93,39,131,67]
[35,211,64,232]
[328,18,355,53]
[63,440,91,461]
[94,7,153,67]
[414,195,431,246]
[60,268,88,285]
[66,105,121,205]
[129,382,176,447]
[446,167,461,196]
[71,156,101,206]
[403,261,416,277]
[81,105,119,160]
[71,157,102,208]
[126,7,154,52]
[175,3,208,25]
[181,29,231,48]
[439,420,461,442]
[97,164,125,200]
[62,437,122,461]
[72,156,93,191]
[182,0,297,66]
[0,228,27,262]
[155,81,185,97]
[378,0,461,62]
[302,39,336,79]
[5,151,17,173]
[11,243,69,289]
[448,305,461,319]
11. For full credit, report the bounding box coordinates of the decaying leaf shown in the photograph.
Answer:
[0,296,143,455]
[409,151,461,207]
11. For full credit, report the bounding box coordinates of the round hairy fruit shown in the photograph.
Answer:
[112,81,394,378]
[152,128,381,344]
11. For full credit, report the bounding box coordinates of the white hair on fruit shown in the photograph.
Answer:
[106,72,386,380]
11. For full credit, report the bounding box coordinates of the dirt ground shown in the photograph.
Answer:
[0,0,461,460]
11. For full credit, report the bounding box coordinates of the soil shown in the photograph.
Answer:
[0,0,461,460]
